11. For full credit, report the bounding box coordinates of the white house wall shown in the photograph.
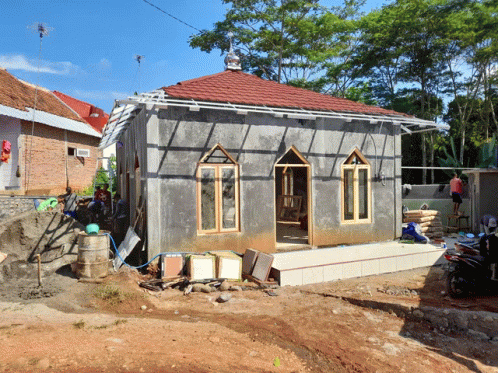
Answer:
[0,115,20,191]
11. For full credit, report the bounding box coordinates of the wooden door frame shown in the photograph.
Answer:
[274,163,313,246]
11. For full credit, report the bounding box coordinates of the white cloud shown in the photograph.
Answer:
[73,89,128,101]
[98,58,111,69]
[0,54,80,75]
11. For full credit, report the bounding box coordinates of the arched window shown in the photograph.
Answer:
[197,144,239,233]
[341,148,371,223]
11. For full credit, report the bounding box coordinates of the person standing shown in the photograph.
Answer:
[100,183,112,216]
[450,173,463,216]
[63,187,79,219]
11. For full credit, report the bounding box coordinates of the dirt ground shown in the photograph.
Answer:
[1,263,498,373]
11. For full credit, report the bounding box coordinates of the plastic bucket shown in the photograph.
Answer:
[85,223,100,235]
[76,231,110,279]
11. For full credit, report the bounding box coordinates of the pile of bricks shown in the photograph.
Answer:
[403,210,443,239]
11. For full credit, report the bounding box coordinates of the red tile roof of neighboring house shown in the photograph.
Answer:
[53,91,109,133]
[162,70,406,116]
[0,68,85,122]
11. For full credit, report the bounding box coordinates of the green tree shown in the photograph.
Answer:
[189,0,351,89]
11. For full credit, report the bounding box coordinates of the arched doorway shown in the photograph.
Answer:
[274,146,312,249]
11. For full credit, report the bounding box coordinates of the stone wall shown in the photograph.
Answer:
[0,196,37,220]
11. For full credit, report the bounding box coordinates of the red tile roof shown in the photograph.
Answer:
[53,91,109,133]
[163,70,406,116]
[0,68,84,122]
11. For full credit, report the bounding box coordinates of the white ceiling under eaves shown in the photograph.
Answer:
[98,89,449,149]
[0,104,101,138]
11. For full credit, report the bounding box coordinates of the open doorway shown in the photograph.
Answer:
[274,146,311,250]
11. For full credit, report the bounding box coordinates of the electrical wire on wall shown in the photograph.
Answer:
[25,23,52,193]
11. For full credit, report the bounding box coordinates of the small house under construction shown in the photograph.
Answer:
[100,53,446,259]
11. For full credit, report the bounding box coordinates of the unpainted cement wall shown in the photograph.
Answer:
[402,184,470,228]
[119,107,402,259]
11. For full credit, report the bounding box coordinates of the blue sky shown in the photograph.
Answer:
[0,0,385,114]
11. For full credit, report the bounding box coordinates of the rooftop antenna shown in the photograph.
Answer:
[25,22,54,192]
[132,55,145,94]
[134,54,145,66]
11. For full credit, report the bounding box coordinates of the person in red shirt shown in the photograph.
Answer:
[450,173,463,215]
[100,183,112,216]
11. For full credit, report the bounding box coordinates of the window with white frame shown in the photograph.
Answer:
[341,148,371,223]
[197,144,239,234]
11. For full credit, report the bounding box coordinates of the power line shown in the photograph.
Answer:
[141,0,203,33]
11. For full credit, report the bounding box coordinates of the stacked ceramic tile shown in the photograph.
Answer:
[403,210,443,239]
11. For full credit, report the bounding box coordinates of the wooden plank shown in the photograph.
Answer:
[242,274,278,286]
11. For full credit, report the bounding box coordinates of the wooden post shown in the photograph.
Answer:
[36,254,42,287]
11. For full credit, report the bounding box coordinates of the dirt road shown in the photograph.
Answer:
[0,266,497,372]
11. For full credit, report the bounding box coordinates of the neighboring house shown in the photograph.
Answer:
[52,91,109,133]
[100,53,446,259]
[0,68,102,195]
[53,90,115,176]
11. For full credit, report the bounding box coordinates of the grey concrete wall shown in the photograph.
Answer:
[116,108,148,227]
[129,106,401,259]
[479,173,498,218]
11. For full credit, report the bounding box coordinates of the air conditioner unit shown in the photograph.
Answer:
[76,148,90,157]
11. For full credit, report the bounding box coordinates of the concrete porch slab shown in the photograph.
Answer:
[271,240,448,286]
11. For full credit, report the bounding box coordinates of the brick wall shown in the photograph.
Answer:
[18,120,101,195]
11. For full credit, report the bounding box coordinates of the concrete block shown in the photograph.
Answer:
[379,257,396,274]
[342,261,362,279]
[361,259,380,277]
[278,269,303,286]
[302,266,324,285]
[323,264,343,282]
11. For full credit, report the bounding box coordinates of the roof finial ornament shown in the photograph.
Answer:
[224,32,241,71]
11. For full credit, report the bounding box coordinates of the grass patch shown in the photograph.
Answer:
[93,319,128,330]
[73,320,85,329]
[93,285,130,305]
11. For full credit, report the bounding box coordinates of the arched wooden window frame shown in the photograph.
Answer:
[341,148,372,224]
[196,144,240,234]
